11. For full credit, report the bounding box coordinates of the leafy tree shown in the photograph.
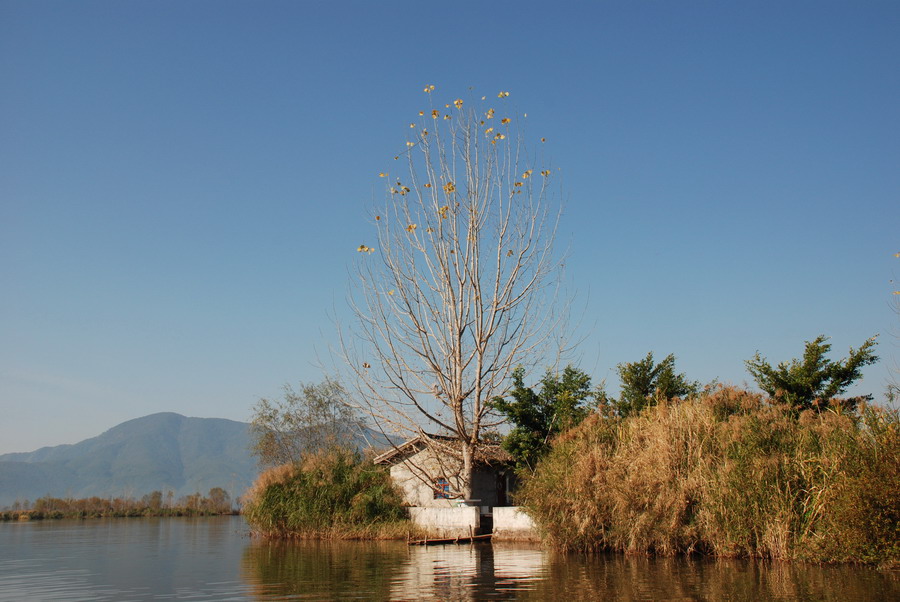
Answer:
[206,487,231,513]
[250,377,363,467]
[344,87,567,499]
[604,352,699,417]
[745,335,878,412]
[491,366,594,472]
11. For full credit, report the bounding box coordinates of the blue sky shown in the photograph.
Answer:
[1,1,897,454]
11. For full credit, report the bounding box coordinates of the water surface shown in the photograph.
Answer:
[1,516,896,600]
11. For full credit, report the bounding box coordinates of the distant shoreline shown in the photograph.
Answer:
[2,509,240,522]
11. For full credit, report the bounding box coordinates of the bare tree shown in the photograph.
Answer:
[344,87,568,499]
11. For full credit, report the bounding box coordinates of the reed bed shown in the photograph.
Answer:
[520,386,899,565]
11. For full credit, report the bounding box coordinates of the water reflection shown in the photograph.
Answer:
[241,539,408,599]
[518,554,900,601]
[242,538,900,601]
[2,518,897,600]
[390,543,547,600]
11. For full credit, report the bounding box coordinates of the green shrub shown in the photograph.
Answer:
[242,448,411,539]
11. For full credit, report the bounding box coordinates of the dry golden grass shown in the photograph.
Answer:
[521,386,900,564]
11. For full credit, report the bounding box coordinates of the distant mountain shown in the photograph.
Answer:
[0,413,395,509]
[0,413,257,508]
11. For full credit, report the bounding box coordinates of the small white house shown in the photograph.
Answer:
[373,434,514,511]
[374,434,539,539]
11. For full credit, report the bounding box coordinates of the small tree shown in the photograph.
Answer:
[206,487,231,513]
[250,377,363,467]
[490,365,594,472]
[604,352,699,417]
[745,335,878,412]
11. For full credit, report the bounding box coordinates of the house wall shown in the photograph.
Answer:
[388,448,505,510]
[391,450,456,508]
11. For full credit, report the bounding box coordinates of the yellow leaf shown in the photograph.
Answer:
[443,181,456,195]
[498,91,510,98]
[378,172,387,177]
[438,205,449,219]
[426,227,434,233]
[541,169,550,176]
[443,115,451,120]
[363,362,371,368]
[486,108,495,119]
[501,118,510,124]
[432,109,440,119]
[419,111,425,116]
[485,127,494,135]
[514,182,523,187]
[406,141,415,147]
[410,123,416,128]
[406,223,417,232]
[387,290,395,296]
[522,170,533,179]
[424,182,432,188]
[454,98,464,109]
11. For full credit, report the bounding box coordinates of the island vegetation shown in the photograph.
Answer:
[501,336,898,566]
[239,88,898,566]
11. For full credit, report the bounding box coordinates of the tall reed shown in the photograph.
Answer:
[520,386,899,564]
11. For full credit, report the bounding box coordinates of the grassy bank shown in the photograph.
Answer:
[242,448,416,539]
[520,386,899,565]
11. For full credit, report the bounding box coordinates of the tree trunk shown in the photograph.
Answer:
[460,442,474,501]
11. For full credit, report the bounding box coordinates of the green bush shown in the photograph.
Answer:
[242,448,410,539]
[520,386,900,564]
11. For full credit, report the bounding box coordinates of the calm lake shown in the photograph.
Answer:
[0,516,897,600]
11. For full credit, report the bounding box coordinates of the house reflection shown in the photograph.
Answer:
[390,543,548,600]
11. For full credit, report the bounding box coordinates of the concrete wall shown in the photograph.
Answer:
[492,506,540,542]
[410,506,480,538]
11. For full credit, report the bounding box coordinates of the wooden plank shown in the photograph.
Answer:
[408,533,492,546]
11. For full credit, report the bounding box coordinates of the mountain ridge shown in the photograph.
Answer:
[0,412,257,508]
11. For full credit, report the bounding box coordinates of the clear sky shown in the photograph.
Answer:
[2,1,898,454]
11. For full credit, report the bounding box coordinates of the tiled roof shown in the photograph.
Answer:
[372,434,512,466]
